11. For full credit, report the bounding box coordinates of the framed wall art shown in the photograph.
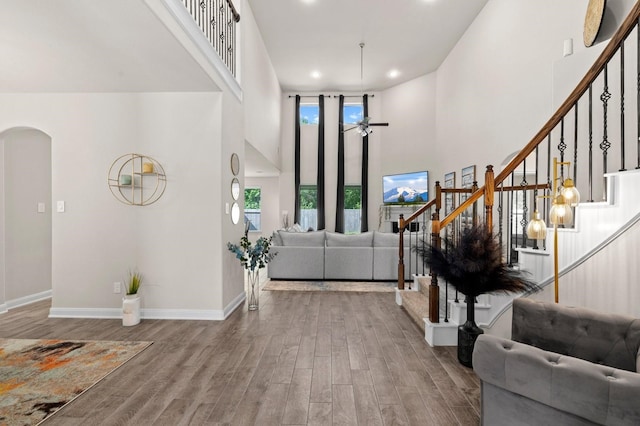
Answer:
[444,171,455,216]
[460,165,476,228]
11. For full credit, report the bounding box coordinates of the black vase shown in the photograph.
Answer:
[457,295,484,368]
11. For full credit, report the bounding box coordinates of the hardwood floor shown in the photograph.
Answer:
[0,290,480,425]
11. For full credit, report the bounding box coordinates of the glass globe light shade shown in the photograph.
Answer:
[560,178,581,206]
[549,195,573,225]
[526,210,547,239]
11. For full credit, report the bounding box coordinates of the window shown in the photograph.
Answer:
[344,185,361,234]
[343,103,363,125]
[299,104,319,125]
[244,187,261,231]
[299,185,317,231]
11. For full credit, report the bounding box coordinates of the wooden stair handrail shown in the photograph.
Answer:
[402,199,437,225]
[439,1,640,229]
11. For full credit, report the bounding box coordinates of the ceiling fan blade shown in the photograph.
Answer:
[369,122,389,127]
[342,125,359,133]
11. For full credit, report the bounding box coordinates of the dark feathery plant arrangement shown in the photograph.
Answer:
[415,223,540,368]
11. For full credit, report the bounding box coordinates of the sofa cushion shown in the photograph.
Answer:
[373,230,411,247]
[325,231,373,247]
[271,231,283,246]
[512,298,640,373]
[279,230,325,247]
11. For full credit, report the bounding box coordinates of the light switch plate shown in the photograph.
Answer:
[56,201,65,213]
[37,202,46,213]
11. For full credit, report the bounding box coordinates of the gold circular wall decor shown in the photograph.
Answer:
[108,153,167,206]
[584,0,606,47]
[230,153,240,175]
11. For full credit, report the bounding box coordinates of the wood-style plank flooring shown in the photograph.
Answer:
[0,289,480,425]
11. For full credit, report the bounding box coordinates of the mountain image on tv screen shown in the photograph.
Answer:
[383,171,429,204]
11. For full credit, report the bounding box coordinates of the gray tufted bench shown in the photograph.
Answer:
[473,298,640,425]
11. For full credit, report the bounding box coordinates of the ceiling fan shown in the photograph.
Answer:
[343,42,389,136]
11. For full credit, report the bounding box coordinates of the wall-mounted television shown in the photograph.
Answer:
[383,171,429,204]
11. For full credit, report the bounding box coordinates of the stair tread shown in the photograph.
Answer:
[400,290,429,331]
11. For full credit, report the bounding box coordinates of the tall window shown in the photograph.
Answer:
[299,104,319,125]
[343,103,363,124]
[299,185,317,231]
[344,185,361,234]
[244,187,261,231]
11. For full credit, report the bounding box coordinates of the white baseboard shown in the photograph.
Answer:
[6,290,52,310]
[0,304,8,314]
[48,290,247,321]
[223,290,246,319]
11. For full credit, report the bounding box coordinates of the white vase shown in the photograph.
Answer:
[122,294,141,326]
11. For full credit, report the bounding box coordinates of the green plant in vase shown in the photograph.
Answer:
[125,270,143,296]
[416,223,539,368]
[227,225,276,310]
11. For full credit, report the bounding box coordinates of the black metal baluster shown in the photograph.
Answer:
[559,118,566,179]
[498,182,504,252]
[520,160,528,248]
[545,134,551,251]
[620,44,626,171]
[508,172,515,266]
[637,17,640,169]
[532,146,540,250]
[601,64,612,200]
[589,84,594,201]
[574,103,578,182]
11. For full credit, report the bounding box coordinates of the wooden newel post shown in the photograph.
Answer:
[398,214,405,290]
[429,212,440,323]
[435,181,442,213]
[484,165,495,230]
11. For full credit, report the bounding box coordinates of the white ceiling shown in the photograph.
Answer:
[247,0,489,92]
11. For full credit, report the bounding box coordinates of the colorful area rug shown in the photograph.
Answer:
[0,338,152,425]
[263,280,396,292]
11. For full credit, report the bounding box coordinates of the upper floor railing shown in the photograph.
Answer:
[182,0,240,77]
[398,1,640,324]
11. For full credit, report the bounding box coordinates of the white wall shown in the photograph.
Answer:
[434,0,595,188]
[380,73,437,208]
[241,0,282,169]
[2,129,52,302]
[0,92,244,317]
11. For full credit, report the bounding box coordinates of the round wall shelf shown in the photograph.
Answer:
[108,153,167,206]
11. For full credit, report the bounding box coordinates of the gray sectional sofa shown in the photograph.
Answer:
[473,298,640,425]
[268,230,413,281]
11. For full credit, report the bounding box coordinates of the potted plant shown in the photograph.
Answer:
[227,224,276,311]
[122,270,143,326]
[416,224,539,368]
[125,270,143,296]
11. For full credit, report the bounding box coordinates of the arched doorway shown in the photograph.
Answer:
[0,127,52,310]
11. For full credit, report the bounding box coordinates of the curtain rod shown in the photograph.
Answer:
[333,94,375,98]
[287,95,332,98]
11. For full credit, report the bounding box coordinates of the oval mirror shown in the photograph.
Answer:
[230,153,240,176]
[231,202,240,224]
[231,178,240,200]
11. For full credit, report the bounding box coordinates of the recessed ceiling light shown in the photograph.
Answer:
[301,0,316,4]
[387,69,400,78]
[311,70,321,79]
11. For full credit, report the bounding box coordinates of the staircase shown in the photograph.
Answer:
[395,2,640,346]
